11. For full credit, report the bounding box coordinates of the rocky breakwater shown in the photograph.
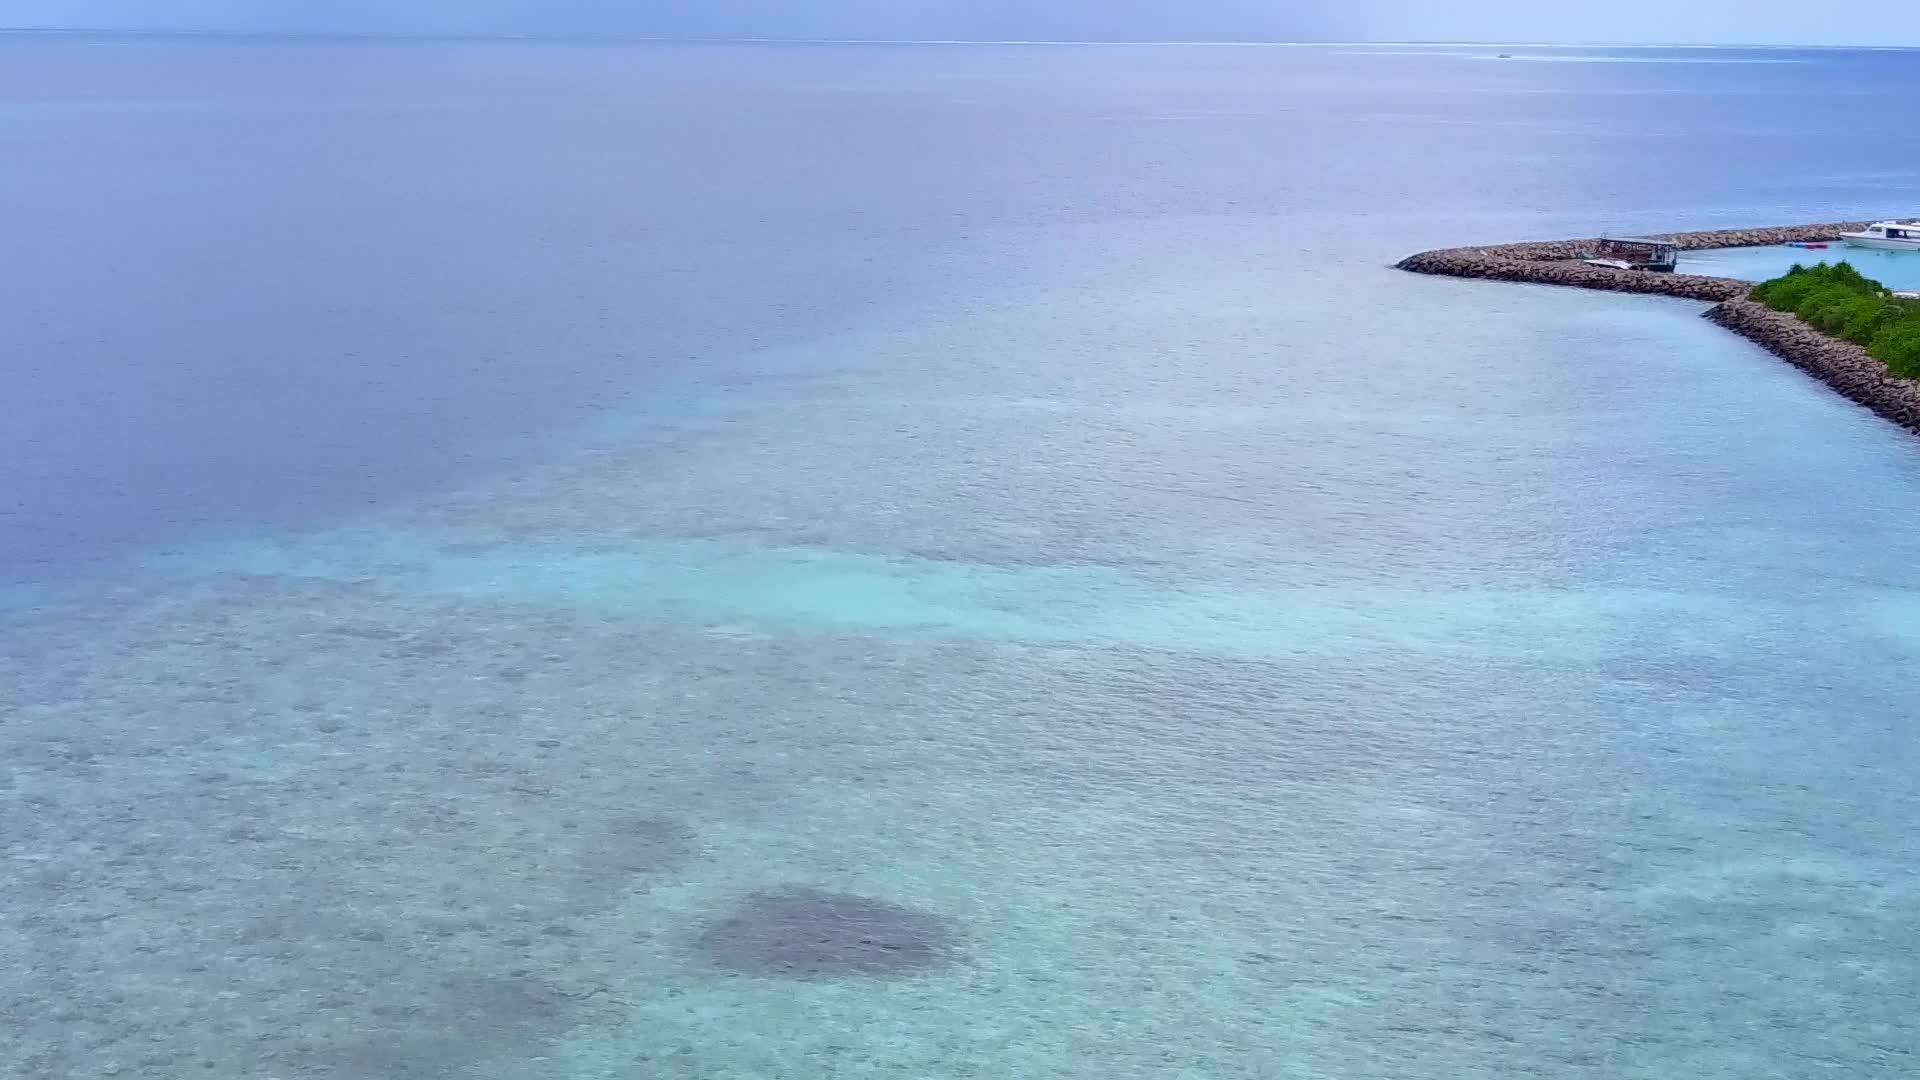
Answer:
[1395,222,1870,302]
[1397,247,1747,300]
[1707,298,1920,436]
[1397,220,1920,437]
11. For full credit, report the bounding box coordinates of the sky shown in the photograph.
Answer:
[1,0,1916,46]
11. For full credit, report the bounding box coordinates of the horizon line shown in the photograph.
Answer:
[1,28,1916,50]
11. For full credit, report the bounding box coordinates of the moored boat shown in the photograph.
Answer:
[1582,236,1678,272]
[1839,220,1920,252]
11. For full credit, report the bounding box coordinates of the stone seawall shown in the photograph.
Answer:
[1395,222,1868,302]
[1397,220,1920,438]
[1395,251,1748,300]
[1706,299,1920,436]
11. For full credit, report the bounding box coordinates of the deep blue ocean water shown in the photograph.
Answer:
[3,38,1919,1079]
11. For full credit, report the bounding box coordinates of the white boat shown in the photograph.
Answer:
[1839,220,1920,252]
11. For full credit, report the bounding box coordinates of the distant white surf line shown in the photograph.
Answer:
[1470,54,1808,63]
[710,38,1350,47]
[693,38,1909,51]
[5,31,1911,50]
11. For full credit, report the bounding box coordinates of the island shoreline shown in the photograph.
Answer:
[1395,222,1920,437]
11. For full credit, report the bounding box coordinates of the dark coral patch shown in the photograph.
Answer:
[287,973,574,1079]
[694,888,959,979]
[574,814,693,885]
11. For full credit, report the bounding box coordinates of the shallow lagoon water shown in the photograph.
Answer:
[4,39,1920,1079]
[1680,243,1920,288]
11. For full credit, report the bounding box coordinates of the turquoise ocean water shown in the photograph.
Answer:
[3,40,1919,1078]
[1680,243,1920,289]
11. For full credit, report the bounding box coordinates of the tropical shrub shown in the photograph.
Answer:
[1750,262,1920,380]
[1869,321,1920,379]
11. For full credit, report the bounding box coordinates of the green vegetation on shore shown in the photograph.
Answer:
[1750,262,1920,379]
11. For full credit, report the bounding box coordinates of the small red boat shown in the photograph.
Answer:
[1785,241,1830,249]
